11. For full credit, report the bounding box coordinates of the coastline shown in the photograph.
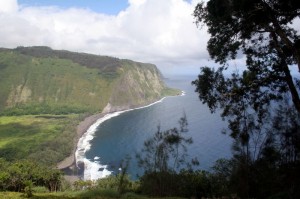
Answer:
[76,98,168,181]
[57,92,184,182]
[56,113,106,182]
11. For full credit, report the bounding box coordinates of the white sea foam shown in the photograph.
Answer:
[75,94,184,181]
[75,111,126,181]
[82,158,112,180]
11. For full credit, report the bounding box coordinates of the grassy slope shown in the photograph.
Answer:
[0,191,184,199]
[0,49,115,164]
[0,47,179,114]
[0,51,116,113]
[0,114,82,165]
[0,47,180,166]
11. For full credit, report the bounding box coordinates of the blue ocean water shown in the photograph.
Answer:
[84,75,232,179]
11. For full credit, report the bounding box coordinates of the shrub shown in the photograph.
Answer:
[32,186,49,193]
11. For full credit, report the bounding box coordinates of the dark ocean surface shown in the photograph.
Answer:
[80,75,232,180]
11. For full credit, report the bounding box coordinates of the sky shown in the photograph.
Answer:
[0,0,215,76]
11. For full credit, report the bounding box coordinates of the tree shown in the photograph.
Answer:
[136,115,193,174]
[0,158,10,191]
[0,159,63,193]
[117,156,131,195]
[193,0,300,198]
[136,115,198,196]
[194,0,300,113]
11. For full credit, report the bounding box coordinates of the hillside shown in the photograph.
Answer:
[0,46,179,165]
[0,46,179,115]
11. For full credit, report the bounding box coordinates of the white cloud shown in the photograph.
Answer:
[128,0,147,6]
[0,0,18,13]
[0,0,209,75]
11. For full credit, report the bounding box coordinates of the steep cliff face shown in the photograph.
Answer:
[0,47,178,115]
[103,61,167,112]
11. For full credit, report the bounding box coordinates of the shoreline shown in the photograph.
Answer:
[56,112,106,182]
[57,93,184,182]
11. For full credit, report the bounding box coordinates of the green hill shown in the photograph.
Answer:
[0,46,179,115]
[0,46,179,165]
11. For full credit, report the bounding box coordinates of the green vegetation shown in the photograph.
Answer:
[0,156,188,199]
[0,159,62,193]
[0,46,178,166]
[0,46,177,114]
[0,116,228,199]
[0,50,116,113]
[0,191,185,199]
[193,0,300,198]
[14,46,121,71]
[0,114,80,165]
[2,0,300,197]
[0,46,182,198]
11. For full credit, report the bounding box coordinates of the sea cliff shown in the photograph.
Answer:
[0,46,180,175]
[0,46,179,115]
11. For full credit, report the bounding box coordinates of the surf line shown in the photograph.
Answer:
[75,93,184,181]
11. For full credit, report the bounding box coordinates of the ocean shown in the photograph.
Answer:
[76,75,233,180]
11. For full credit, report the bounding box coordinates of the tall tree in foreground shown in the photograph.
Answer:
[194,0,300,112]
[136,115,198,196]
[193,0,300,198]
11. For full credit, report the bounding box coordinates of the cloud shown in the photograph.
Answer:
[0,0,209,75]
[128,0,147,6]
[0,0,18,13]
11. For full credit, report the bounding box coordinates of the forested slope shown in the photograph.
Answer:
[0,46,178,115]
[0,46,179,165]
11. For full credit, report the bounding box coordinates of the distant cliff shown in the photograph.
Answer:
[0,46,179,115]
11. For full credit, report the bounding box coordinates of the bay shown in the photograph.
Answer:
[84,75,232,179]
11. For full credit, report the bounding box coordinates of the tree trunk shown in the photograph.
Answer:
[273,24,300,72]
[264,2,300,72]
[270,32,300,114]
[283,63,300,113]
